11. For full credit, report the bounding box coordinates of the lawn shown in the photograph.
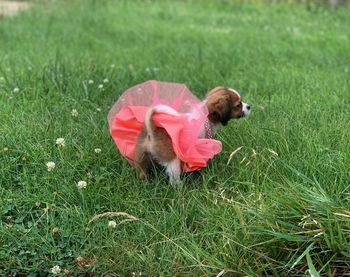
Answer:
[1,0,350,275]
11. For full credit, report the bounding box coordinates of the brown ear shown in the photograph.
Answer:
[211,95,232,126]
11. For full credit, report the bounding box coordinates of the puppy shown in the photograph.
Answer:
[134,87,250,182]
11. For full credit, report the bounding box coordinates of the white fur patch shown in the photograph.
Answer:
[228,88,241,98]
[165,158,181,183]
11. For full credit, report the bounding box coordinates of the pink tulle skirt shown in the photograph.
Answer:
[108,80,222,172]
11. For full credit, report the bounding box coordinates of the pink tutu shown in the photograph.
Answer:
[108,80,222,172]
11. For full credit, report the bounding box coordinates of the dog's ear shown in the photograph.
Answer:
[211,95,232,126]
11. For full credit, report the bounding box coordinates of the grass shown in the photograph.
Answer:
[0,0,350,275]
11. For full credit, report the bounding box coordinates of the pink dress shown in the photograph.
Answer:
[108,80,222,172]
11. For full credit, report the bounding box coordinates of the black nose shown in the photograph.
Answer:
[247,105,251,110]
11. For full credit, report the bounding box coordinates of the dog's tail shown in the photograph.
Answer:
[144,105,179,139]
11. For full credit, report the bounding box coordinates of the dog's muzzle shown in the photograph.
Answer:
[242,102,250,117]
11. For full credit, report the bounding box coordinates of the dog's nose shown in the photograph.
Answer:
[247,105,251,110]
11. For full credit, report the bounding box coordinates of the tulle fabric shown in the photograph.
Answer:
[108,80,222,172]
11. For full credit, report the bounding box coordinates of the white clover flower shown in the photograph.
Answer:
[55,138,65,147]
[108,220,117,229]
[103,78,109,83]
[88,79,94,84]
[51,265,61,275]
[94,148,101,154]
[51,227,59,236]
[13,87,19,93]
[77,180,87,189]
[98,84,103,89]
[46,161,56,172]
[96,108,101,112]
[71,109,78,117]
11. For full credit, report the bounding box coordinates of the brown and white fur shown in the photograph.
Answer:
[134,86,250,182]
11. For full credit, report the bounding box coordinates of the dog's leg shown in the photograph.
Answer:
[134,128,151,180]
[135,150,151,180]
[165,158,181,183]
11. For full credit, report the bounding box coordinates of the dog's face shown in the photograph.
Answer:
[206,87,250,126]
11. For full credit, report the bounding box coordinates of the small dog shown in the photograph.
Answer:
[134,86,250,182]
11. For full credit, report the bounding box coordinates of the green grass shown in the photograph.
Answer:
[1,0,350,275]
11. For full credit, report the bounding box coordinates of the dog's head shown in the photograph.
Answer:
[205,86,250,126]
